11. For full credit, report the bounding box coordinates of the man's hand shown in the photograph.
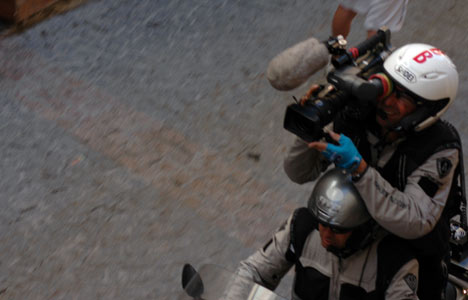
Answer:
[309,131,362,172]
[299,84,321,105]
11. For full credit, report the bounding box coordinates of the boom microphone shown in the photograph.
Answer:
[266,37,330,91]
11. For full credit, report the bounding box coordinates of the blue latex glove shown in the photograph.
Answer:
[322,134,362,171]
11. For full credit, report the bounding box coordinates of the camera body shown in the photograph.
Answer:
[284,28,392,142]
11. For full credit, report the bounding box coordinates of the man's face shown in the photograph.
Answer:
[376,86,417,129]
[318,224,352,249]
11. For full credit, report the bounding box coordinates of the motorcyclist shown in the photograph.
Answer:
[283,43,461,299]
[234,168,419,299]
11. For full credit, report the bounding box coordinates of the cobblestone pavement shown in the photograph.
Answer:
[0,0,468,299]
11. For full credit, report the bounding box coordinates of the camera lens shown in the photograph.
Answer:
[283,90,349,142]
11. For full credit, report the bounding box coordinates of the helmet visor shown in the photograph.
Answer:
[317,221,352,234]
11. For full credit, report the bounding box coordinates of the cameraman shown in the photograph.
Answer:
[283,43,461,300]
[234,168,419,300]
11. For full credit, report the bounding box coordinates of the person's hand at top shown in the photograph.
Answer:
[309,131,367,175]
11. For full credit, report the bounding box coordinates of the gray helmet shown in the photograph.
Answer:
[308,168,370,231]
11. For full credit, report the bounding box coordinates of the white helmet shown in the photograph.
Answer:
[383,43,458,131]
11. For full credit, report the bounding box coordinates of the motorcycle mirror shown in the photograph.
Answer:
[181,263,204,298]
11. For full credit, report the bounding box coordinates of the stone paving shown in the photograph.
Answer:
[0,0,468,299]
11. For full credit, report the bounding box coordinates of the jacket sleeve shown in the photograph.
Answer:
[354,148,459,239]
[283,137,331,184]
[385,258,419,300]
[235,215,295,290]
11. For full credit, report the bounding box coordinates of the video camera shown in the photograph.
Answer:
[284,28,393,142]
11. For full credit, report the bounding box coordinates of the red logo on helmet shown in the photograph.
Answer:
[413,48,444,64]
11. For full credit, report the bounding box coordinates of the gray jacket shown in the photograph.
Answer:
[283,136,459,239]
[236,213,419,300]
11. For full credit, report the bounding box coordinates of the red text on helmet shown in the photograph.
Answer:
[413,48,444,64]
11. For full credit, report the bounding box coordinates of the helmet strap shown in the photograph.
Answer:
[391,98,449,134]
[392,105,432,134]
[329,221,379,258]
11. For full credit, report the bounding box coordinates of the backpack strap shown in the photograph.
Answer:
[376,235,417,298]
[384,119,461,191]
[285,207,317,263]
[452,126,467,230]
[401,120,466,228]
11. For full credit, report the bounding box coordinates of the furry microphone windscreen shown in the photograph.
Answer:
[266,37,330,91]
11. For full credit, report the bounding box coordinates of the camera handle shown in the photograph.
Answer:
[331,27,391,69]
